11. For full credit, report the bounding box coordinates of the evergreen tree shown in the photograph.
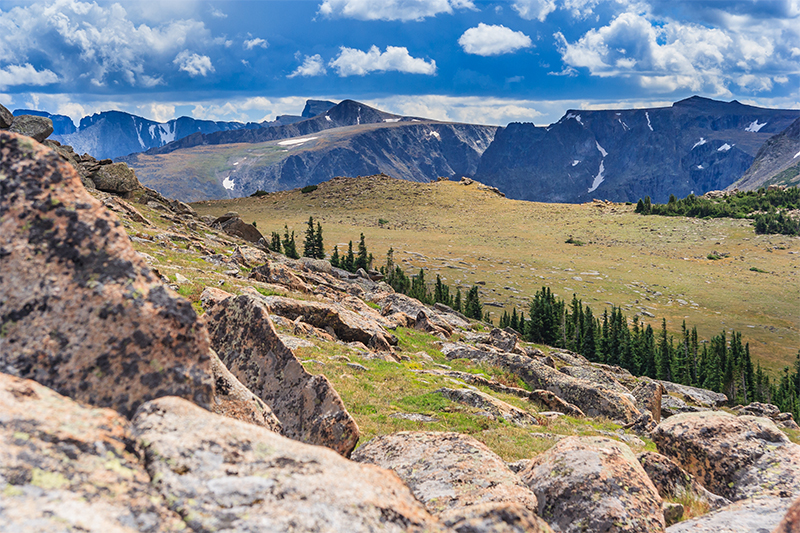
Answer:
[464,286,482,320]
[410,269,432,304]
[434,275,452,306]
[454,288,463,313]
[314,222,324,259]
[355,233,369,271]
[656,319,672,380]
[269,231,282,253]
[641,324,657,378]
[344,241,355,272]
[303,217,316,258]
[330,245,340,268]
[382,247,395,276]
[282,225,299,259]
[581,306,597,362]
[499,310,510,329]
[510,308,519,331]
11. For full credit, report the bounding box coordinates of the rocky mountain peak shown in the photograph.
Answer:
[301,99,337,118]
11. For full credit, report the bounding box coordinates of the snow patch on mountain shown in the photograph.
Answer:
[565,113,583,125]
[595,141,607,157]
[646,112,653,131]
[572,160,580,166]
[223,176,235,190]
[278,136,319,146]
[745,120,767,133]
[718,143,732,152]
[692,138,707,150]
[588,161,605,193]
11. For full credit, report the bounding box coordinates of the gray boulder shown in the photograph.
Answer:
[0,103,13,129]
[665,496,792,533]
[133,397,445,533]
[436,387,539,427]
[8,114,53,142]
[91,162,141,193]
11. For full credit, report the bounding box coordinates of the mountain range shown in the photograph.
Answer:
[25,96,800,203]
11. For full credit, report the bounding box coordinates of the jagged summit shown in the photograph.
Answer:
[302,99,337,118]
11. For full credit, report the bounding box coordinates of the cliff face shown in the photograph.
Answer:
[730,117,800,190]
[475,97,800,203]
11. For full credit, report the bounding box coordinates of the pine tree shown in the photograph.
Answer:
[344,241,355,272]
[330,245,340,268]
[510,308,519,331]
[282,225,299,259]
[581,305,597,361]
[642,324,656,378]
[454,289,462,313]
[355,233,369,271]
[314,222,324,259]
[269,231,282,253]
[302,217,319,258]
[464,286,482,320]
[656,318,672,380]
[410,269,431,304]
[500,310,510,328]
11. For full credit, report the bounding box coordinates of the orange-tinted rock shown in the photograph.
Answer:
[0,132,213,418]
[206,293,359,456]
[773,495,800,533]
[652,411,800,501]
[352,431,551,532]
[521,436,665,533]
[132,397,444,533]
[0,373,184,532]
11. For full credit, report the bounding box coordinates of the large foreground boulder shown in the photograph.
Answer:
[520,436,665,533]
[652,411,800,501]
[8,114,53,142]
[206,293,359,456]
[133,397,445,533]
[0,132,213,418]
[664,496,793,533]
[0,373,183,532]
[352,432,551,532]
[773,495,800,533]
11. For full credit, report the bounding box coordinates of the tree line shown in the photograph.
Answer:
[503,286,793,409]
[635,186,800,235]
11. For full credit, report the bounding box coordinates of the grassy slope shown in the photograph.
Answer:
[192,175,800,375]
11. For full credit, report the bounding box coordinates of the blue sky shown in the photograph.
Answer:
[1,0,798,126]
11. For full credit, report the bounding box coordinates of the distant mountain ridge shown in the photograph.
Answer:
[474,96,800,204]
[729,117,800,191]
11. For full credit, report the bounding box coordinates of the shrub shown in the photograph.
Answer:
[301,184,318,194]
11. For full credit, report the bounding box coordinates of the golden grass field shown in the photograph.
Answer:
[192,175,799,375]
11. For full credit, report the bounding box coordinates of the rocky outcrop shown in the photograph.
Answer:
[352,431,551,532]
[637,452,730,511]
[528,389,586,418]
[0,373,184,532]
[91,162,141,194]
[658,381,727,408]
[442,343,640,423]
[436,388,539,427]
[520,436,665,533]
[8,114,54,142]
[652,411,800,500]
[736,401,800,430]
[0,103,15,129]
[205,293,359,456]
[665,496,793,533]
[249,260,310,292]
[211,213,264,243]
[632,379,665,423]
[255,293,397,348]
[209,349,282,432]
[133,397,445,533]
[0,132,213,418]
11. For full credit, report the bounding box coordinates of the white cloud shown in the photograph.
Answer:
[458,24,532,56]
[0,1,211,88]
[173,50,215,77]
[139,103,176,122]
[512,0,556,21]
[329,46,436,76]
[317,0,474,21]
[0,64,59,90]
[555,10,799,96]
[209,7,227,18]
[243,38,269,50]
[288,55,327,78]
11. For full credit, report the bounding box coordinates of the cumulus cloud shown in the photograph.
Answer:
[317,0,474,21]
[209,7,228,18]
[0,1,211,88]
[287,55,327,78]
[458,24,532,56]
[512,0,556,21]
[243,38,269,50]
[329,46,436,76]
[0,64,59,90]
[555,9,798,95]
[174,50,215,77]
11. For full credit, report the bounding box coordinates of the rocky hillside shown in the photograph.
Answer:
[2,106,800,532]
[121,100,497,201]
[475,96,800,204]
[729,117,800,191]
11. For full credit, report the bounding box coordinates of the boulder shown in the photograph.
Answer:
[520,436,665,533]
[659,381,727,408]
[665,496,793,533]
[0,132,213,418]
[0,373,184,532]
[8,114,53,142]
[632,378,665,423]
[559,365,632,396]
[249,260,310,292]
[652,411,800,500]
[417,308,453,337]
[441,344,639,423]
[661,394,707,418]
[206,293,359,456]
[0,103,13,129]
[91,162,140,194]
[737,402,800,430]
[199,286,235,310]
[133,397,445,533]
[436,387,539,427]
[230,244,270,267]
[209,349,282,432]
[254,292,397,348]
[773,495,800,533]
[637,452,730,511]
[482,328,523,353]
[352,432,550,532]
[212,215,264,243]
[528,389,586,418]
